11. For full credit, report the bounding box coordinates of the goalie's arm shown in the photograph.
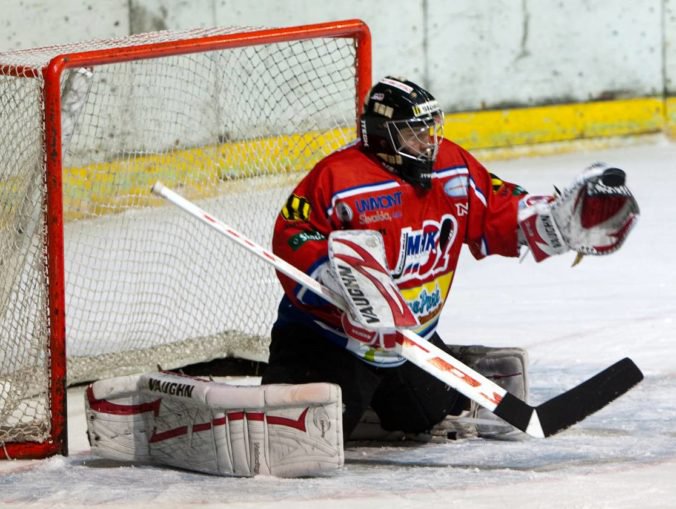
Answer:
[270,169,345,314]
[460,147,524,260]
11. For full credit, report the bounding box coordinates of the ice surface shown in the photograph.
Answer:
[1,137,675,508]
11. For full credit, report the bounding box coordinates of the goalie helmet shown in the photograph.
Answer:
[360,76,444,190]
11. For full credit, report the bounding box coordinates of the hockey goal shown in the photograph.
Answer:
[0,20,371,459]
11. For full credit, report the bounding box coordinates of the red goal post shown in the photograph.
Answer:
[0,20,371,459]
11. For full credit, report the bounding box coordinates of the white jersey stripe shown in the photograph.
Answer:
[327,180,401,217]
[469,177,487,206]
[326,166,476,216]
[431,165,469,179]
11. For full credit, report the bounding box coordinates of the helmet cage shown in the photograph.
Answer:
[385,112,444,165]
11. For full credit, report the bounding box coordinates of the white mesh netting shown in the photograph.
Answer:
[0,26,361,447]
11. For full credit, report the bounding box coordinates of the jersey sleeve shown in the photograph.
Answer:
[460,147,526,259]
[271,160,339,315]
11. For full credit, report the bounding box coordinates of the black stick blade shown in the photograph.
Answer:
[493,392,536,435]
[536,357,643,437]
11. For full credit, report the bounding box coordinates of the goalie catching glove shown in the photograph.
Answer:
[322,230,418,351]
[518,163,640,262]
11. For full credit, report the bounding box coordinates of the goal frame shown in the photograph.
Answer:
[0,19,371,460]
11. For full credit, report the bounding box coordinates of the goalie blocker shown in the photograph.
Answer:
[85,372,343,477]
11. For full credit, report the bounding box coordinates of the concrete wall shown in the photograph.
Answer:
[3,0,676,148]
[427,0,664,111]
[2,0,675,114]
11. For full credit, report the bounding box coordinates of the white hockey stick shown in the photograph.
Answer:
[151,182,643,438]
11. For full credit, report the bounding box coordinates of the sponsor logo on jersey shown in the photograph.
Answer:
[288,230,326,251]
[443,175,469,198]
[490,174,527,196]
[281,194,311,221]
[408,286,441,316]
[335,201,354,223]
[490,174,504,192]
[147,378,195,398]
[359,210,401,225]
[455,203,468,216]
[400,272,454,326]
[355,191,403,213]
[393,215,457,283]
[327,181,402,218]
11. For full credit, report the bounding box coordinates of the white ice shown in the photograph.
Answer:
[1,136,675,508]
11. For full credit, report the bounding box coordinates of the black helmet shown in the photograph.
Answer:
[360,76,444,189]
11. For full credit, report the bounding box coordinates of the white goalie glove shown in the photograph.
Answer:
[518,163,640,262]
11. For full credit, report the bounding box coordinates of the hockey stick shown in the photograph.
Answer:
[151,182,643,438]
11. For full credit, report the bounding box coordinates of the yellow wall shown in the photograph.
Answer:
[667,97,676,138]
[445,97,665,151]
[57,96,675,222]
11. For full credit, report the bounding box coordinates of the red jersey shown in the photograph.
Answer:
[272,139,525,366]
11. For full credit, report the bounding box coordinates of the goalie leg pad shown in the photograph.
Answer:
[85,372,343,477]
[349,345,528,442]
[463,345,528,437]
[427,345,529,439]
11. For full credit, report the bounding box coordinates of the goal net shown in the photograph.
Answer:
[0,20,371,458]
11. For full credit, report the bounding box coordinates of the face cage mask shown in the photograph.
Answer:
[386,112,444,165]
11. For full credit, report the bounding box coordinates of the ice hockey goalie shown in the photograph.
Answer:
[85,372,343,477]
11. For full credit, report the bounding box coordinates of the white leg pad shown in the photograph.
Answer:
[420,345,529,441]
[461,345,529,437]
[85,372,343,477]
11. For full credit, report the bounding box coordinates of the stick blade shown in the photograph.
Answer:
[536,357,643,437]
